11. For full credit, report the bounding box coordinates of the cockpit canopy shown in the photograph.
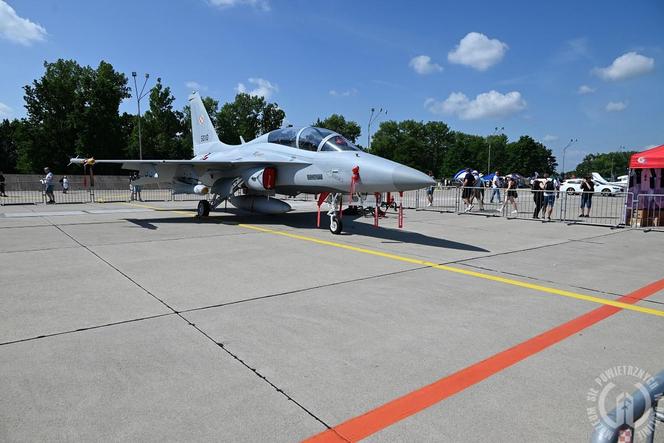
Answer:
[267,127,361,152]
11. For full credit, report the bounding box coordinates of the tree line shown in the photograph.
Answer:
[3,57,629,180]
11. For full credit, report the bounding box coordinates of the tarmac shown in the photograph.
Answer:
[1,199,662,442]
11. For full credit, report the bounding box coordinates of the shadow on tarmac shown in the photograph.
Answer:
[125,209,489,252]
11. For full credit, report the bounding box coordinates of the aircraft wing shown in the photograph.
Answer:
[69,154,310,170]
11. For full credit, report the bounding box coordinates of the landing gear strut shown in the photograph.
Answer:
[197,200,210,217]
[327,193,343,234]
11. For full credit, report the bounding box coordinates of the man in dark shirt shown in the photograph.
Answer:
[462,169,476,212]
[580,176,595,217]
[0,171,6,197]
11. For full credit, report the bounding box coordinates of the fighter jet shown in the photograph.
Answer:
[71,92,434,234]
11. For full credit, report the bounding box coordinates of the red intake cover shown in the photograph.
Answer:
[263,167,277,190]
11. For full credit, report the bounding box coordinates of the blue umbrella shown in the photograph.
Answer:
[481,172,496,182]
[453,168,471,181]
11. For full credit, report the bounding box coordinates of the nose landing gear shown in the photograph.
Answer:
[329,214,343,235]
[327,193,343,234]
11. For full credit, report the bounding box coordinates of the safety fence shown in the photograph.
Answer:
[407,186,633,228]
[2,175,658,230]
[630,194,664,232]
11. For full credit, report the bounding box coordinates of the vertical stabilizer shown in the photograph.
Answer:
[189,92,230,156]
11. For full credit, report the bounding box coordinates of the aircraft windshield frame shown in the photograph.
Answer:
[267,126,360,152]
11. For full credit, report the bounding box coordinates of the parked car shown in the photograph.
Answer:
[561,179,623,196]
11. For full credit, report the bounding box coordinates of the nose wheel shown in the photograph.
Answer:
[197,199,210,217]
[329,215,343,234]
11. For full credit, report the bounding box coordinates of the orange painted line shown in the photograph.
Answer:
[304,278,664,443]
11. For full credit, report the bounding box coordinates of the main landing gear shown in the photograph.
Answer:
[197,200,210,217]
[196,193,228,218]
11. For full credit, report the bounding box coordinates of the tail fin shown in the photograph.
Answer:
[189,92,231,156]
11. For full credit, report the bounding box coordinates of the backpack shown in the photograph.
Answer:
[465,173,475,186]
[544,179,555,191]
[531,179,540,193]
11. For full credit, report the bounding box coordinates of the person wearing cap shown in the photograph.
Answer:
[461,168,476,212]
[43,167,55,204]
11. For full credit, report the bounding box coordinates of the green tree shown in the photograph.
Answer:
[504,135,557,176]
[215,93,285,144]
[16,59,130,173]
[370,120,453,177]
[126,78,185,159]
[444,132,487,177]
[573,151,635,179]
[0,119,21,173]
[314,114,362,143]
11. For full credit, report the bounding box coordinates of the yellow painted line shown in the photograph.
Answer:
[239,223,664,318]
[123,202,194,216]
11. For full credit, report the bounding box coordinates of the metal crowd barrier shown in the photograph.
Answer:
[0,177,642,230]
[632,194,664,232]
[590,369,664,443]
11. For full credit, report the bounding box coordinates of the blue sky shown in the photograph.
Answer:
[1,0,662,169]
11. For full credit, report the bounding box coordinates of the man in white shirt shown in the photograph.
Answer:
[43,167,55,204]
[490,171,502,203]
[542,173,559,221]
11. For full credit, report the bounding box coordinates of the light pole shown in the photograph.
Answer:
[487,126,504,174]
[560,138,578,181]
[367,107,387,150]
[132,72,150,160]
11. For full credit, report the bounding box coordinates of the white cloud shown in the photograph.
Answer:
[409,55,443,75]
[235,77,278,99]
[594,52,654,81]
[185,81,207,91]
[208,0,270,11]
[577,85,596,94]
[542,134,558,142]
[0,101,12,118]
[605,101,627,112]
[0,0,47,45]
[447,32,508,71]
[425,90,526,120]
[329,88,357,97]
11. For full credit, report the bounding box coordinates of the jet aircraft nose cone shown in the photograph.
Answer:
[392,165,435,191]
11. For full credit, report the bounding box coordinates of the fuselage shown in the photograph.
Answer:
[190,129,434,195]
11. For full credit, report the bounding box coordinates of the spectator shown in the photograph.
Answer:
[531,174,544,219]
[426,171,435,207]
[500,175,518,215]
[541,173,559,221]
[580,176,594,217]
[0,171,6,197]
[60,176,70,194]
[472,170,484,211]
[462,168,476,212]
[490,171,502,203]
[130,172,143,202]
[43,167,55,204]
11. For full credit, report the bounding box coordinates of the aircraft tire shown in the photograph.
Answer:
[329,216,343,235]
[197,200,210,217]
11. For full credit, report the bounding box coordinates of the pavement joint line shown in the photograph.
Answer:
[0,313,173,347]
[177,311,342,440]
[36,208,331,435]
[238,224,664,318]
[0,245,83,255]
[180,265,432,315]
